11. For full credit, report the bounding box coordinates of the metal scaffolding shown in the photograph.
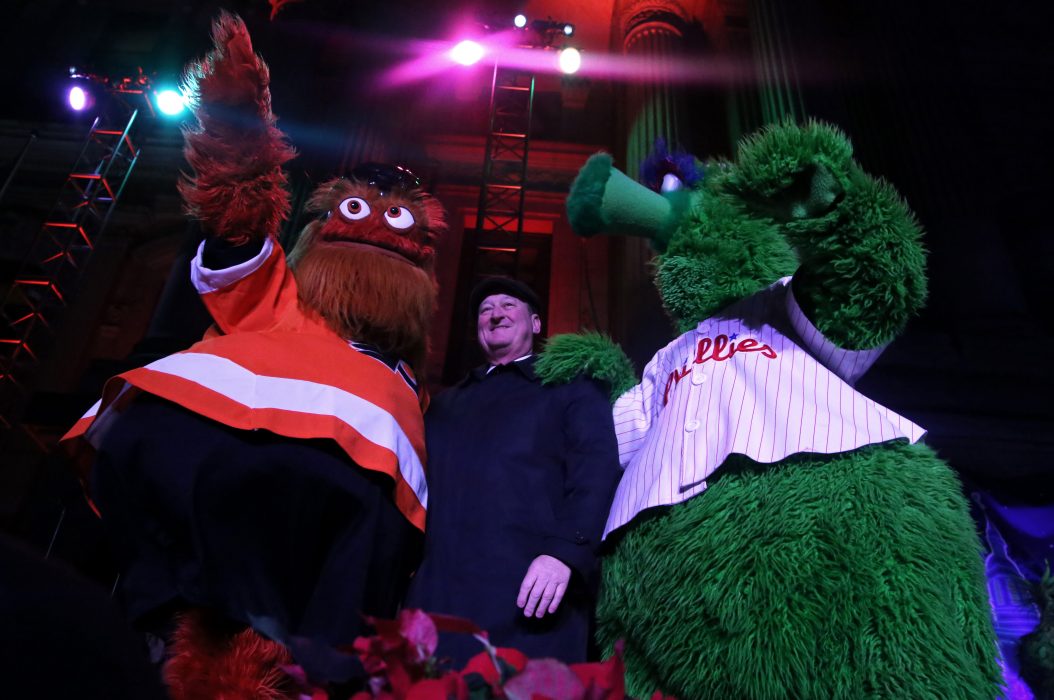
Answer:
[444,64,557,383]
[471,65,536,278]
[1,104,142,433]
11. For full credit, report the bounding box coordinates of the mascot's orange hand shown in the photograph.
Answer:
[178,12,296,245]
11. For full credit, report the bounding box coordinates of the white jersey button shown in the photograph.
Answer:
[691,365,707,384]
[685,419,700,432]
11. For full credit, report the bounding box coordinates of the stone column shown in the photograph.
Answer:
[607,0,693,365]
[748,0,805,126]
[620,1,691,176]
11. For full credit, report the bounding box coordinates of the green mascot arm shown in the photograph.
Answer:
[536,332,637,403]
[728,120,927,349]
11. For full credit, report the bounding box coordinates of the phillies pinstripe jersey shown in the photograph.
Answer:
[606,277,925,538]
[63,238,428,530]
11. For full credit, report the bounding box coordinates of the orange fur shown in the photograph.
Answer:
[290,225,436,372]
[164,609,296,700]
[287,175,447,374]
[165,15,447,699]
[304,178,447,268]
[179,12,296,243]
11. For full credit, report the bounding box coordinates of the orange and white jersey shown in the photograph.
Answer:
[63,238,428,531]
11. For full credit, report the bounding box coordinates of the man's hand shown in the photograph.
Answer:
[516,555,571,618]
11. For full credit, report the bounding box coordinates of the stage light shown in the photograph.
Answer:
[514,14,527,28]
[563,23,575,37]
[155,88,186,116]
[558,47,581,74]
[451,40,485,66]
[67,85,91,111]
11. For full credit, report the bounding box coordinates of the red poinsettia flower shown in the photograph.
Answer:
[569,640,626,699]
[405,672,469,700]
[461,646,529,690]
[398,609,440,665]
[349,609,486,698]
[344,612,670,700]
[502,658,585,700]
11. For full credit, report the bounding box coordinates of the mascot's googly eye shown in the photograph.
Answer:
[384,206,415,230]
[338,197,371,221]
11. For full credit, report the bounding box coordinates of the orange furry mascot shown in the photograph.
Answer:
[62,12,446,698]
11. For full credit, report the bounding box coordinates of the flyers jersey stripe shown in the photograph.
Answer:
[63,237,430,530]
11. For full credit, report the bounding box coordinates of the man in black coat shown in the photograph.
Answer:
[406,277,621,666]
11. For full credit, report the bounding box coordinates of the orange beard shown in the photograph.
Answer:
[289,232,436,373]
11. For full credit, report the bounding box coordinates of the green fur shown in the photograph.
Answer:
[567,153,614,239]
[597,442,1001,700]
[567,152,689,250]
[559,122,995,700]
[646,119,927,347]
[656,189,798,332]
[724,122,928,348]
[537,332,637,401]
[786,170,928,348]
[730,119,855,201]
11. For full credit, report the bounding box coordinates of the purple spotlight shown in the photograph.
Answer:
[68,85,90,111]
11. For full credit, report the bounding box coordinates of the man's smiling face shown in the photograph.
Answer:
[477,293,540,366]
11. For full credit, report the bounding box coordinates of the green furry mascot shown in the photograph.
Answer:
[537,121,1000,699]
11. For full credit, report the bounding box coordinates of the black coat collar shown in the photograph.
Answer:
[465,354,538,384]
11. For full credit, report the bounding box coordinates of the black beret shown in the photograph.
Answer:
[349,162,421,191]
[470,276,541,314]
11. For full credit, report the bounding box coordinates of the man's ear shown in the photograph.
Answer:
[531,315,542,334]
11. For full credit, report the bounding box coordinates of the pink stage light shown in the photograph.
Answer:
[376,28,809,89]
[450,40,485,66]
[558,47,581,74]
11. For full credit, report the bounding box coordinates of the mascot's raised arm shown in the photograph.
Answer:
[538,121,1000,700]
[179,12,443,371]
[63,12,447,699]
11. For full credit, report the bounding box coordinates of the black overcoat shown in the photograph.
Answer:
[406,356,621,666]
